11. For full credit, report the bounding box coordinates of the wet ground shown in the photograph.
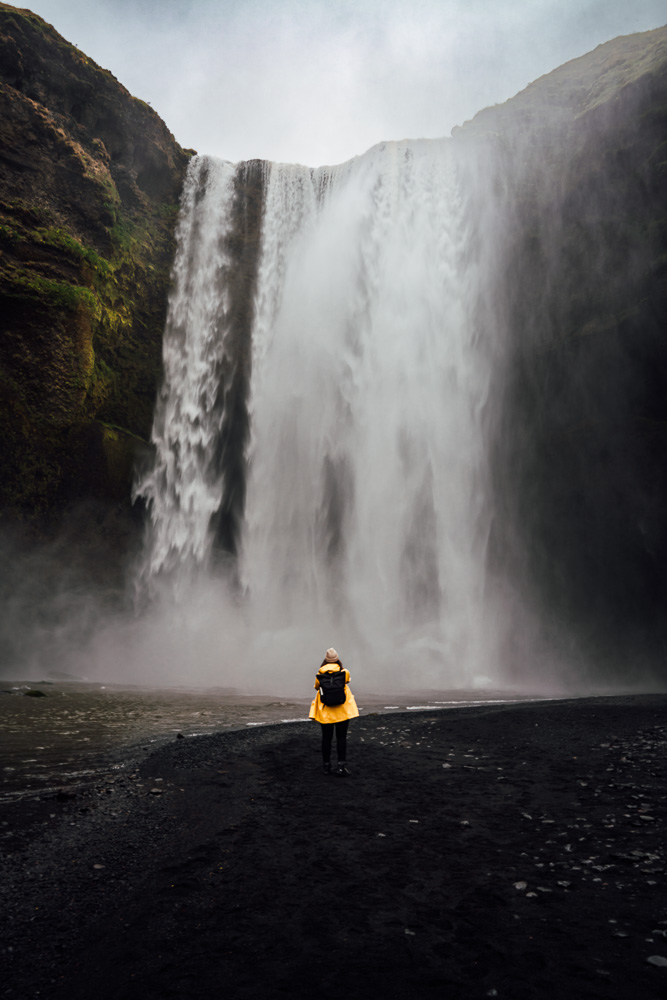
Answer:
[0,696,667,1000]
[0,681,311,802]
[0,679,537,802]
[2,695,667,999]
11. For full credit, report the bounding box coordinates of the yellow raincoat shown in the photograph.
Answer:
[308,664,360,724]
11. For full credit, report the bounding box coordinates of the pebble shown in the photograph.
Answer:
[150,788,163,795]
[513,881,528,890]
[647,956,667,967]
[93,864,105,870]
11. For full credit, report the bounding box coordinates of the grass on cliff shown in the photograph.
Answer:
[5,272,99,315]
[38,227,111,276]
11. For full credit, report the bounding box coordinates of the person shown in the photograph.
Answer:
[309,647,359,776]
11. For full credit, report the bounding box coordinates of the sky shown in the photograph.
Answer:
[13,0,667,166]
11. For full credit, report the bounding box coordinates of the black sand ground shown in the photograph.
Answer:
[2,696,667,999]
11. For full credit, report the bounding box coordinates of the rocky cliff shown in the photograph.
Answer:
[454,26,667,676]
[0,2,191,525]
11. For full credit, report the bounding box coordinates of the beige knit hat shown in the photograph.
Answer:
[324,647,339,662]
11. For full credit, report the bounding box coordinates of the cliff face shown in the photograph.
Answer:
[0,2,190,521]
[454,26,667,676]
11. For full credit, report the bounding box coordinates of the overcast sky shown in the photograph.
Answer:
[15,0,667,166]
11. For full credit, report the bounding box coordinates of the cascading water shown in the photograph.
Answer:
[134,158,240,596]
[135,140,508,692]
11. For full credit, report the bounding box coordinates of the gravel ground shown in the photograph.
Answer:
[2,695,667,999]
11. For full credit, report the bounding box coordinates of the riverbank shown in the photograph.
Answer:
[0,681,315,805]
[2,696,667,999]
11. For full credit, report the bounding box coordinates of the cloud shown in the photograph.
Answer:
[15,0,667,164]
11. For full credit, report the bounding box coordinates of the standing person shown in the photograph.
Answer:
[309,647,359,776]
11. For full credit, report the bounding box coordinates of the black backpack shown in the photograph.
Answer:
[317,666,347,706]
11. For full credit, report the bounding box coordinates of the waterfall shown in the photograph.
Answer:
[134,157,241,595]
[136,141,506,692]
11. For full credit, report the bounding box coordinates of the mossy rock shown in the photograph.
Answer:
[0,2,189,520]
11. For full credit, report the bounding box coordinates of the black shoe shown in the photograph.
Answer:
[336,763,350,777]
[323,762,332,775]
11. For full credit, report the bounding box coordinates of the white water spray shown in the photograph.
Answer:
[134,158,238,595]
[136,142,509,692]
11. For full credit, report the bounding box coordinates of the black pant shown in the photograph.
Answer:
[321,720,349,763]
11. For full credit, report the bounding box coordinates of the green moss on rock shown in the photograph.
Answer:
[0,1,189,519]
